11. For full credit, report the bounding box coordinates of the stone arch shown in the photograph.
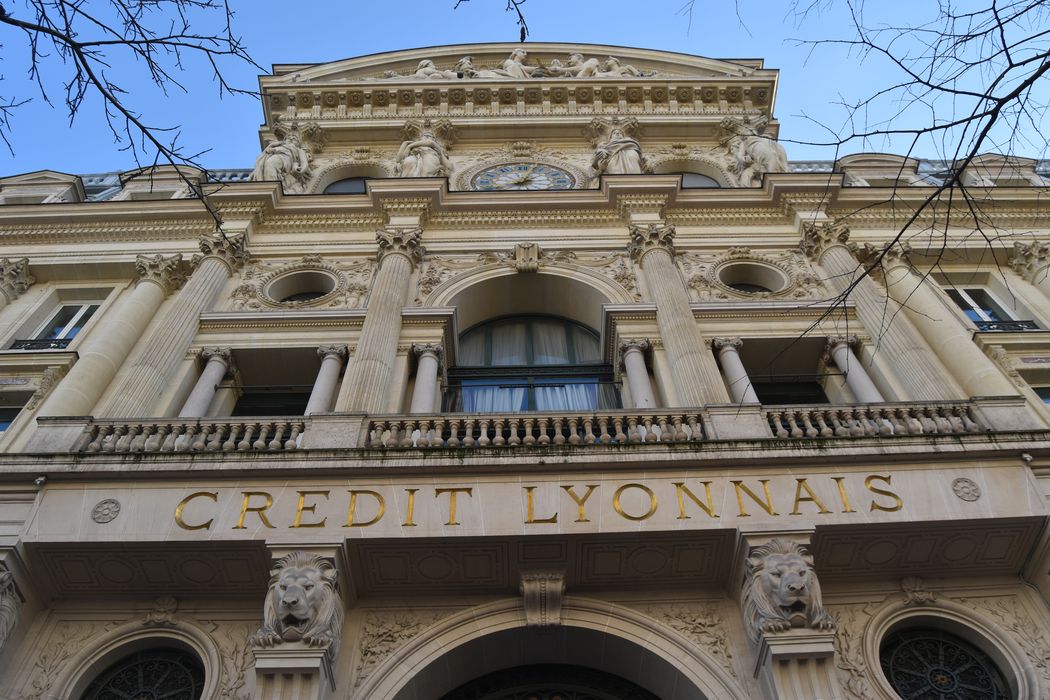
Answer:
[860,597,1043,700]
[648,155,734,188]
[426,264,635,333]
[358,597,749,700]
[308,158,394,194]
[49,619,222,700]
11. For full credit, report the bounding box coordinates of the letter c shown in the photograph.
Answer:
[174,491,218,531]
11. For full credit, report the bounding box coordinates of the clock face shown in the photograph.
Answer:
[471,163,576,191]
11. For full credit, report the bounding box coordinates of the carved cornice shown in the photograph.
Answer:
[627,223,676,263]
[197,233,250,272]
[317,344,349,361]
[135,254,185,295]
[798,221,850,261]
[1011,240,1050,281]
[0,257,34,303]
[376,226,425,267]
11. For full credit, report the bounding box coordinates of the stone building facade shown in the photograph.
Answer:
[0,42,1047,699]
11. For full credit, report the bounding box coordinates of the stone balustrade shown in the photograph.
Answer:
[72,418,308,453]
[365,409,706,449]
[765,401,984,439]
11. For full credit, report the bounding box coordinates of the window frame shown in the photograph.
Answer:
[32,302,102,341]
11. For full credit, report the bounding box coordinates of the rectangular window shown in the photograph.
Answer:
[1034,387,1050,405]
[0,392,31,432]
[944,287,1038,331]
[10,302,101,350]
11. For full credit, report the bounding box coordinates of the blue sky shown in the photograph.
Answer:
[1,0,1039,175]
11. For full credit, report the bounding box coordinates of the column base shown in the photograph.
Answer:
[252,643,335,700]
[754,629,843,700]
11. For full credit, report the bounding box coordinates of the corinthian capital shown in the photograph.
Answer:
[627,223,676,263]
[1011,240,1050,281]
[713,337,743,353]
[317,344,349,361]
[376,226,425,267]
[135,254,185,294]
[0,258,34,303]
[199,346,235,375]
[198,233,250,272]
[798,221,849,261]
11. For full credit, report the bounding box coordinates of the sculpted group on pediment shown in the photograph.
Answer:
[372,49,660,81]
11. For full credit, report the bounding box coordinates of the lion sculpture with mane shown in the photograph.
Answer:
[250,552,343,656]
[742,539,836,644]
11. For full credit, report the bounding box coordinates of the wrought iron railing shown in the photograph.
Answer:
[365,409,705,448]
[9,338,72,350]
[974,319,1040,332]
[765,401,984,438]
[72,418,308,453]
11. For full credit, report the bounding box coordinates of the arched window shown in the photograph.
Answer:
[81,647,205,700]
[669,171,721,188]
[449,315,619,412]
[322,176,368,194]
[880,628,1009,699]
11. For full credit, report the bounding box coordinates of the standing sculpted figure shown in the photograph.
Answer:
[495,48,536,78]
[721,115,789,187]
[592,126,646,176]
[250,123,319,193]
[395,121,453,178]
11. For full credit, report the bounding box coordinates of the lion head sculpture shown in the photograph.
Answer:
[742,539,836,644]
[250,552,343,656]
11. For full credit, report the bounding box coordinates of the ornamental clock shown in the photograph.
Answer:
[471,163,576,191]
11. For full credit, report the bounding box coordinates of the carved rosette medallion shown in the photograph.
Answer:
[951,477,982,502]
[91,499,121,524]
[198,233,250,272]
[627,223,677,263]
[0,257,34,303]
[135,253,185,294]
[376,226,425,268]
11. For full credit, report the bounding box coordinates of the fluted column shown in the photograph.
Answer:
[619,339,656,408]
[0,257,34,313]
[881,245,1017,397]
[341,227,424,413]
[39,255,184,417]
[97,233,249,416]
[825,335,884,402]
[1012,241,1050,299]
[305,345,348,415]
[409,343,443,413]
[178,347,233,417]
[713,337,759,403]
[628,223,728,406]
[801,222,962,399]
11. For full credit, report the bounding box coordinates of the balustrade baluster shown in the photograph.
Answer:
[538,417,552,445]
[492,419,506,446]
[236,424,255,451]
[813,412,832,437]
[671,416,686,442]
[583,417,596,445]
[520,417,535,446]
[478,419,491,447]
[655,416,670,442]
[686,415,702,441]
[641,416,656,443]
[919,408,938,433]
[508,418,521,446]
[223,424,241,451]
[957,406,981,432]
[431,419,446,447]
[463,418,476,447]
[800,412,818,438]
[102,425,125,453]
[417,420,432,447]
[126,425,147,452]
[552,418,566,445]
[87,425,110,452]
[143,425,165,452]
[446,419,462,447]
[627,416,642,443]
[933,408,953,433]
[785,412,803,438]
[73,425,97,452]
[859,409,877,436]
[268,422,288,450]
[567,417,580,446]
[613,417,627,443]
[396,420,412,447]
[769,412,788,438]
[192,424,211,451]
[175,425,196,452]
[285,423,302,450]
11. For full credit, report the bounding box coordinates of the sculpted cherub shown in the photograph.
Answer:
[250,552,343,653]
[742,539,836,644]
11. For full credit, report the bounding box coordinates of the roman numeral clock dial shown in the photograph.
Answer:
[471,163,576,191]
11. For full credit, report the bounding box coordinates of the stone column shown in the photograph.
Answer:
[880,245,1017,397]
[825,335,884,402]
[713,338,760,404]
[305,345,348,415]
[340,227,423,413]
[619,339,656,409]
[628,223,728,406]
[178,347,233,418]
[97,233,249,416]
[801,222,966,399]
[38,255,184,417]
[0,257,34,312]
[1012,240,1050,299]
[409,343,443,414]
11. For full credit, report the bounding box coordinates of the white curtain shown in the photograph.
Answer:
[462,385,527,412]
[532,318,570,364]
[458,332,486,366]
[535,381,598,411]
[571,326,600,362]
[491,322,527,366]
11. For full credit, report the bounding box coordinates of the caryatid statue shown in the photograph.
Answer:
[394,120,454,178]
[588,118,647,176]
[250,122,322,194]
[721,115,789,187]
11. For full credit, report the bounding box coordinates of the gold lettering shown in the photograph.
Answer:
[865,474,903,512]
[524,486,558,524]
[292,490,329,528]
[673,481,718,519]
[790,478,831,515]
[175,491,217,531]
[831,476,855,513]
[344,490,386,527]
[435,487,473,526]
[731,480,778,517]
[234,491,275,530]
[402,488,418,527]
[613,483,658,521]
[561,484,599,522]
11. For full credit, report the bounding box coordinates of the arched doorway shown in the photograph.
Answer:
[439,664,660,700]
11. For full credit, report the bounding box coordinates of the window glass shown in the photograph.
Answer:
[323,177,368,194]
[1035,387,1050,404]
[571,325,601,362]
[946,288,1012,322]
[36,303,99,340]
[490,320,527,366]
[672,171,721,188]
[532,318,570,365]
[533,377,599,411]
[880,629,1009,700]
[232,390,310,416]
[81,647,205,700]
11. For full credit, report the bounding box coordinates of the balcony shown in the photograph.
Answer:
[974,319,1040,332]
[71,417,307,453]
[766,402,983,438]
[8,338,72,351]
